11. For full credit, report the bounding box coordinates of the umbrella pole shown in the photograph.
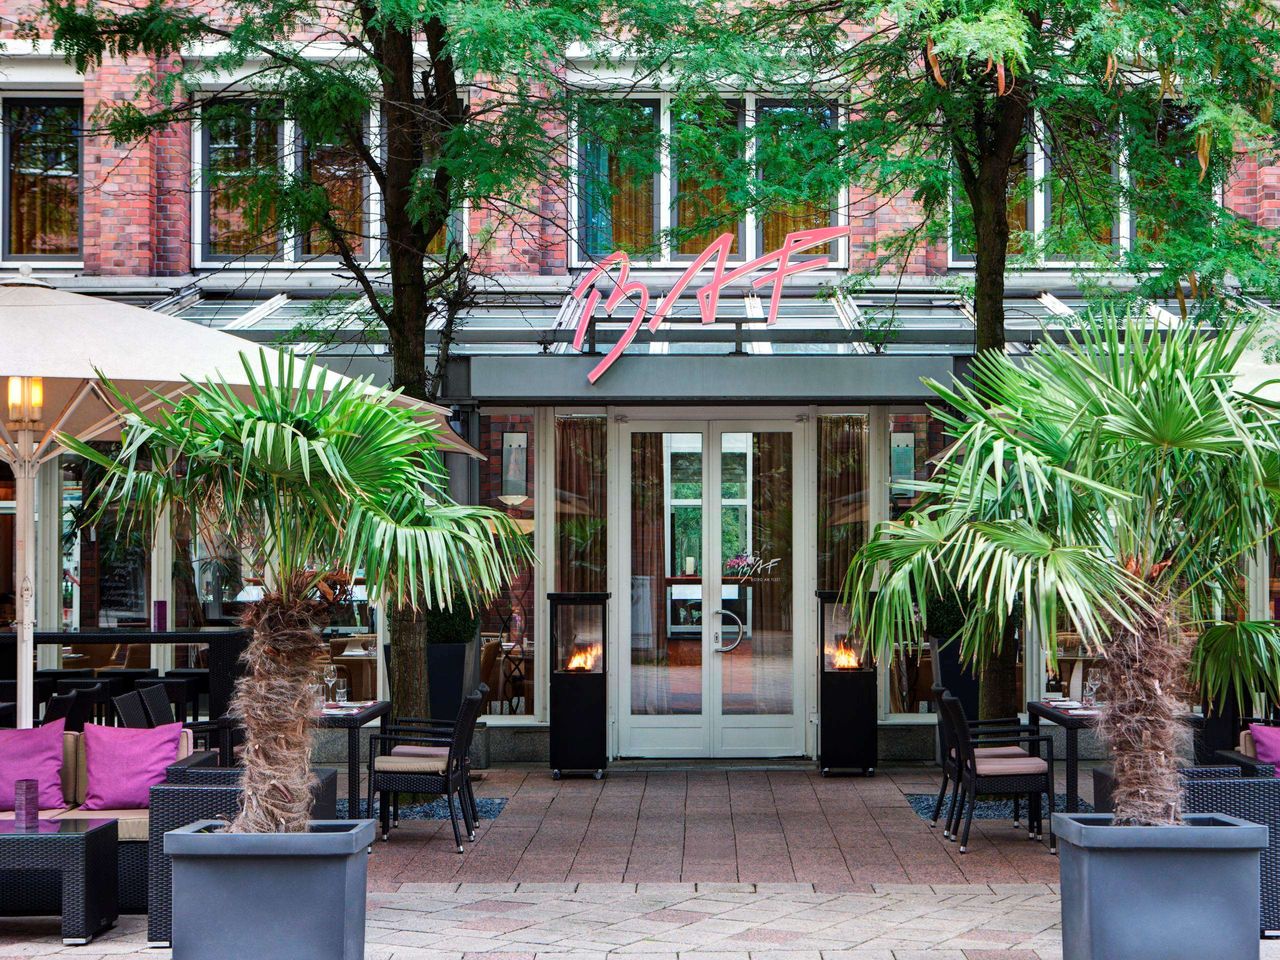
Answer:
[14,431,36,729]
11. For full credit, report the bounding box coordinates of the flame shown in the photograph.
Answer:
[565,641,601,672]
[832,641,861,670]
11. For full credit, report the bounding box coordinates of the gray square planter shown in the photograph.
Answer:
[1054,812,1267,960]
[165,819,376,960]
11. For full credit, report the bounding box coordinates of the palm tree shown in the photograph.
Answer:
[847,309,1280,826]
[66,353,532,833]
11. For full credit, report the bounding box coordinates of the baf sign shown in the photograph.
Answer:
[571,225,853,383]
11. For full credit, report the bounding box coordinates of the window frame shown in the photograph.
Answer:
[670,98,747,262]
[293,121,371,263]
[753,98,842,261]
[576,96,663,262]
[199,98,288,263]
[569,93,850,269]
[2,94,85,264]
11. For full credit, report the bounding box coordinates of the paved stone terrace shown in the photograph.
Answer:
[366,767,1064,888]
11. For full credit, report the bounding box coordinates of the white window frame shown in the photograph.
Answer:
[569,92,850,270]
[192,97,467,271]
[0,90,86,268]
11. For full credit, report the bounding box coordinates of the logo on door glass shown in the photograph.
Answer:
[571,226,853,383]
[725,553,782,581]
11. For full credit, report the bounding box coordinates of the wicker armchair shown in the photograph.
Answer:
[938,694,1057,853]
[367,690,484,850]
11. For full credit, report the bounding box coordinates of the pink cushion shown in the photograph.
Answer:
[975,755,1049,776]
[975,746,1029,759]
[390,745,448,758]
[81,722,182,810]
[1248,724,1280,774]
[0,719,66,811]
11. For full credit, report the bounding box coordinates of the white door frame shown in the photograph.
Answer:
[610,410,812,758]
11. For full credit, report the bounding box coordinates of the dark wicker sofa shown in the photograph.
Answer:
[1094,761,1280,937]
[145,762,338,946]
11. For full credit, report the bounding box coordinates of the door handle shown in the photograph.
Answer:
[712,609,744,653]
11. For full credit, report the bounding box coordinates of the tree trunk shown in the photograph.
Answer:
[229,588,327,833]
[969,165,1022,719]
[1099,602,1191,825]
[389,607,429,721]
[979,617,1021,720]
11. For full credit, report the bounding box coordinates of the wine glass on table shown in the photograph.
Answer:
[322,663,337,704]
[1083,668,1102,707]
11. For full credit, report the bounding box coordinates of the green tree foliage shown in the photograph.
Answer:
[846,309,1280,824]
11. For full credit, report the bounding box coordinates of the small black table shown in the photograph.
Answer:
[1027,699,1099,813]
[317,700,391,815]
[0,818,119,944]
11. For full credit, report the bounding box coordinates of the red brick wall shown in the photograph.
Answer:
[2,36,1279,279]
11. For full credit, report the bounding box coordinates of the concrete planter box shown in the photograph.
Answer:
[1054,813,1267,960]
[165,819,376,960]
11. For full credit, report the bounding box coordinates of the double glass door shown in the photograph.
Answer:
[619,420,804,757]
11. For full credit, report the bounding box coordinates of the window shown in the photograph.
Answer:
[1045,112,1120,262]
[579,99,661,257]
[950,140,1033,262]
[672,100,745,256]
[478,413,537,718]
[4,99,81,258]
[204,101,283,258]
[300,134,366,258]
[756,101,838,254]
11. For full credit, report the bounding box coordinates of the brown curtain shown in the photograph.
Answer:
[609,154,655,251]
[630,433,670,714]
[817,415,868,592]
[744,433,793,714]
[555,417,607,593]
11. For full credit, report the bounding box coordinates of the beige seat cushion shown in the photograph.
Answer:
[373,754,446,774]
[974,746,1028,759]
[1241,729,1258,759]
[62,732,79,806]
[0,808,72,821]
[390,745,448,758]
[74,726,194,804]
[53,806,149,842]
[975,755,1049,776]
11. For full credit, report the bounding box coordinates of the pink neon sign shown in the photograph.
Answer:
[571,225,853,383]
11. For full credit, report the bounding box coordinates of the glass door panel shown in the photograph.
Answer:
[716,432,794,718]
[629,431,703,717]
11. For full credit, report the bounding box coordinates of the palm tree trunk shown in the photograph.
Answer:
[228,589,326,833]
[1099,602,1191,826]
[389,605,429,719]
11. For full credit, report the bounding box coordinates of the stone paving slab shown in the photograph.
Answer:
[0,881,1203,959]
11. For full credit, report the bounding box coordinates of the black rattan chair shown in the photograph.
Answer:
[939,694,1057,853]
[112,689,152,728]
[367,690,483,851]
[40,689,79,726]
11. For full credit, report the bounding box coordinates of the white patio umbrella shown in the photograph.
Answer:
[1,277,478,727]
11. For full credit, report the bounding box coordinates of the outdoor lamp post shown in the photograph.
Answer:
[5,375,44,728]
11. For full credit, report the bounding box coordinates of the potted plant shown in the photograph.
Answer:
[424,604,482,722]
[68,353,531,960]
[846,310,1280,960]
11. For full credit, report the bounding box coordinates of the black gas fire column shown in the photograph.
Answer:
[817,590,878,776]
[549,592,610,780]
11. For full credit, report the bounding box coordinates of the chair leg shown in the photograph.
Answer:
[392,792,400,828]
[931,773,950,829]
[459,783,476,842]
[463,778,480,838]
[947,778,965,842]
[1028,791,1040,840]
[379,787,391,842]
[945,776,963,839]
[446,789,464,854]
[959,785,976,853]
[1012,795,1021,828]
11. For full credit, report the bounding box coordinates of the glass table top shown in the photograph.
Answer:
[0,818,118,837]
